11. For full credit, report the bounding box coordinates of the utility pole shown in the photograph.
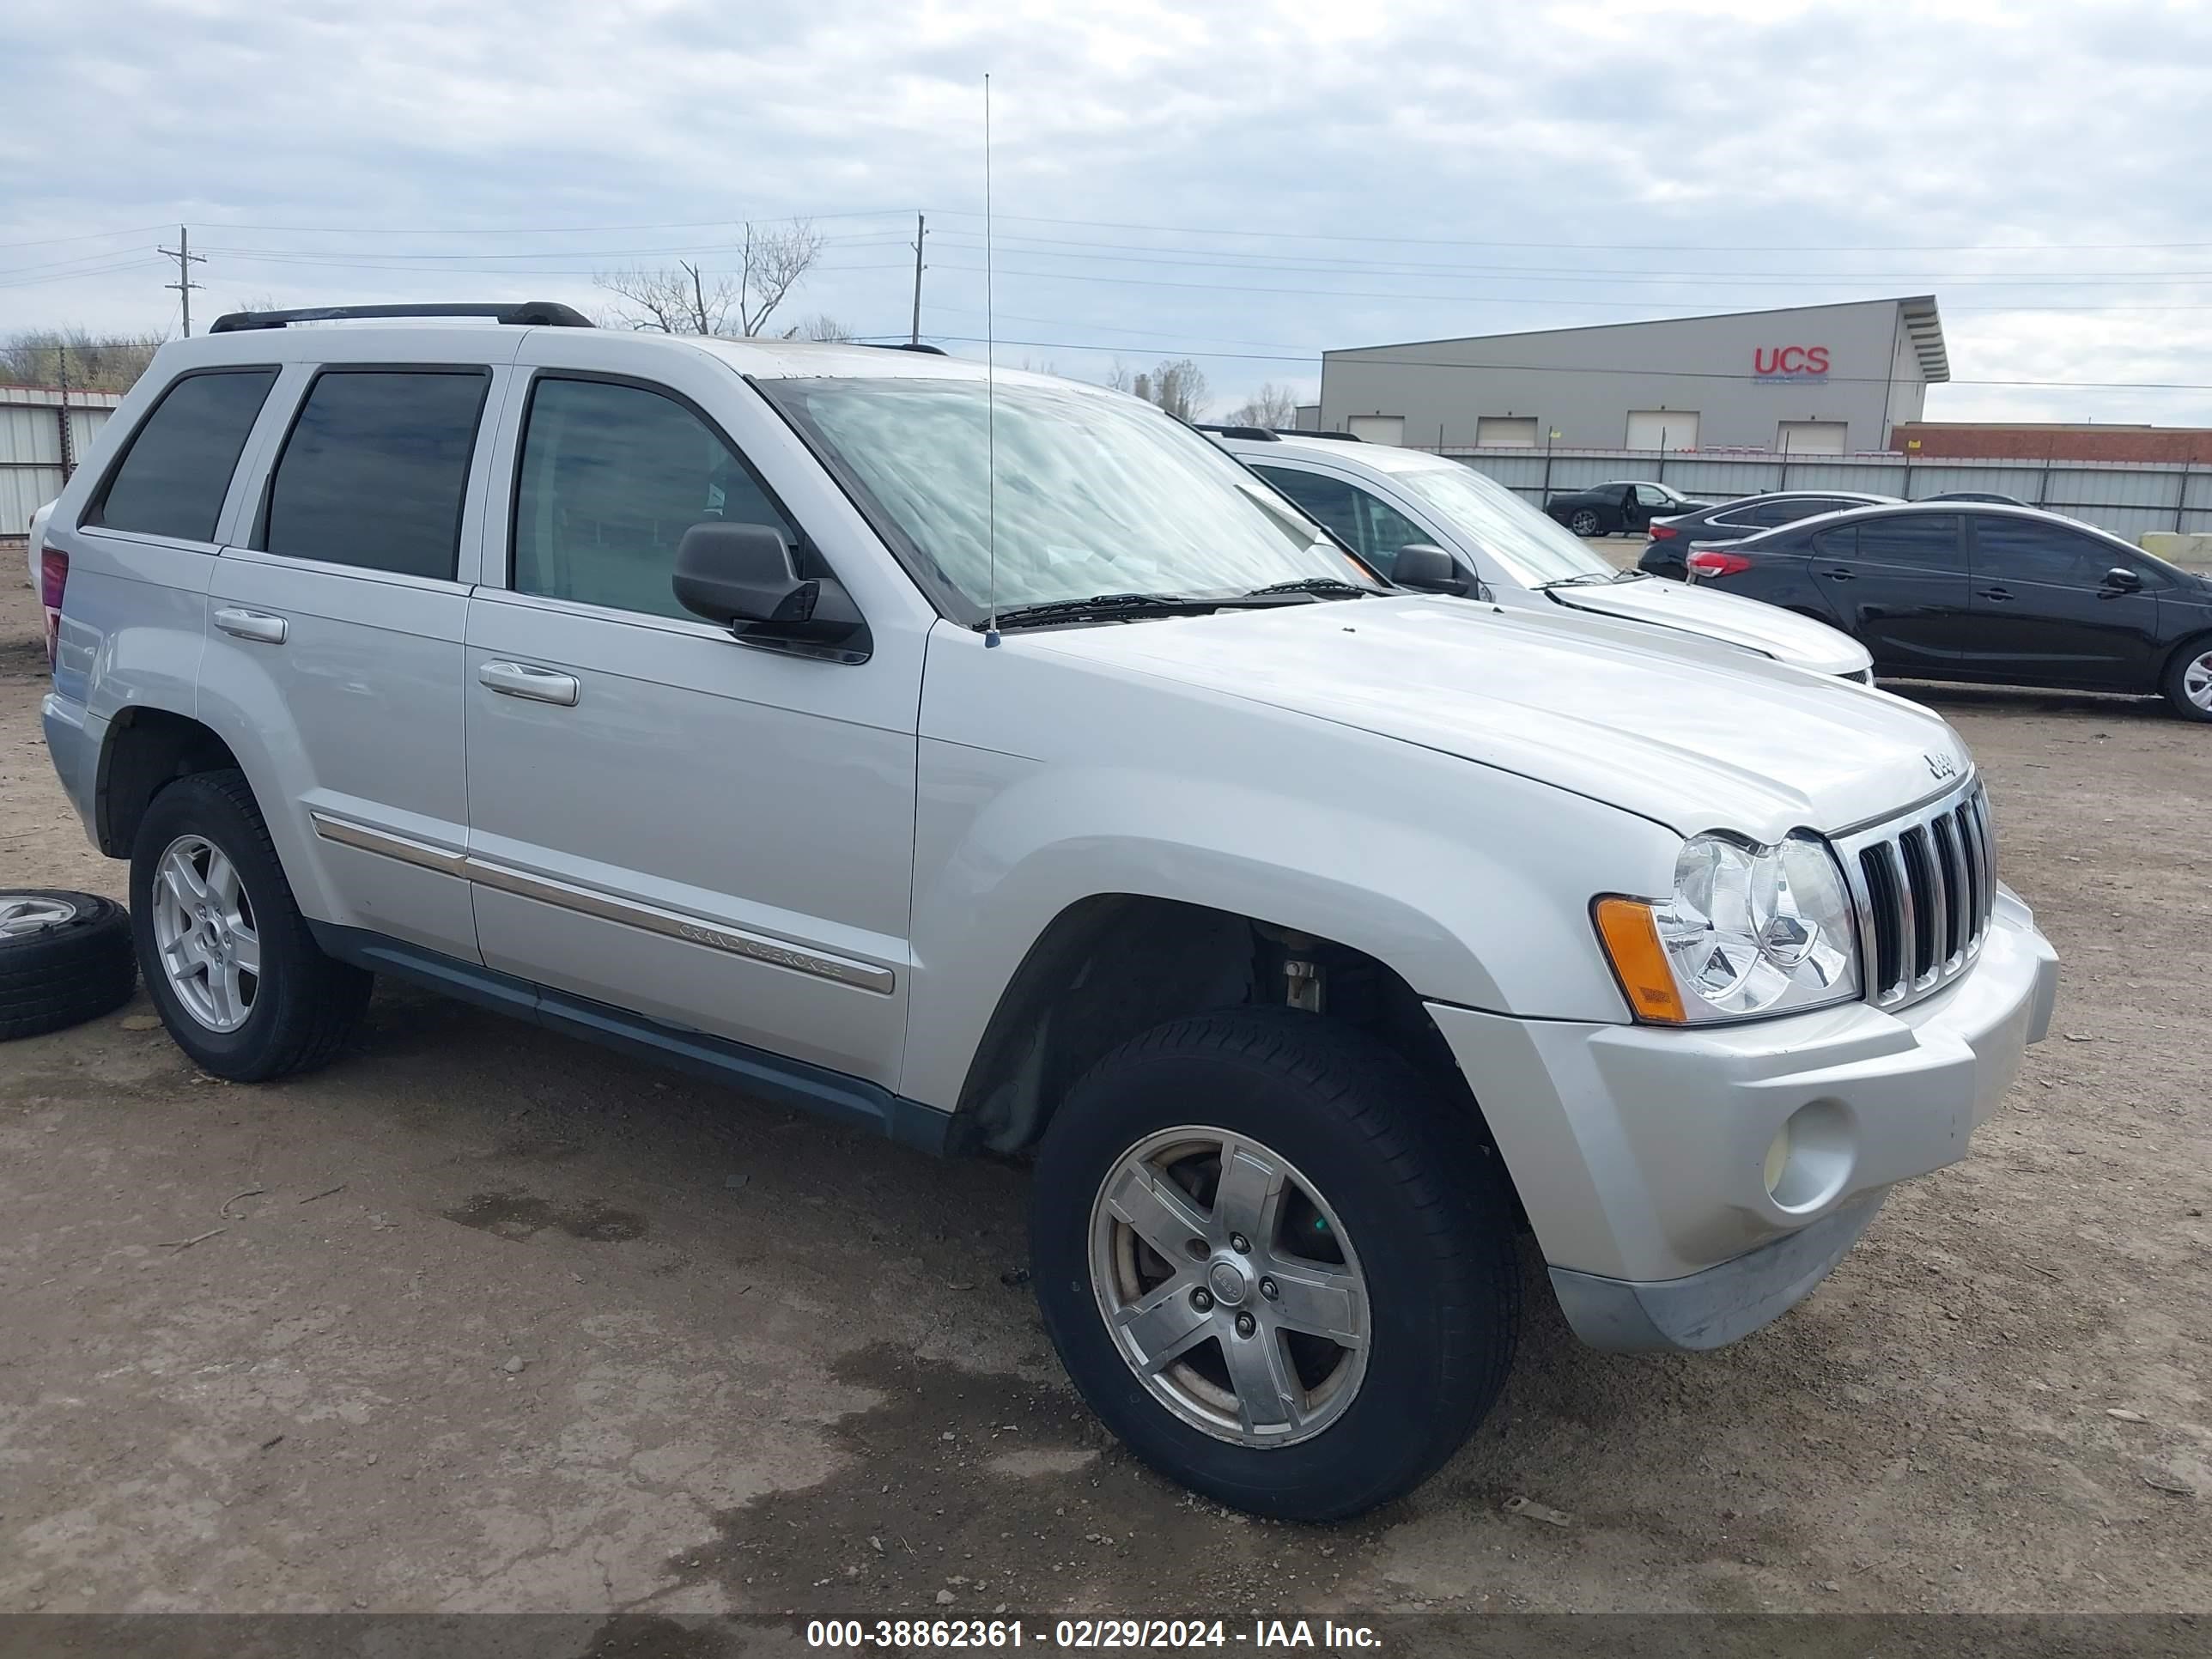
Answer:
[159,226,206,337]
[908,213,927,345]
[56,343,75,481]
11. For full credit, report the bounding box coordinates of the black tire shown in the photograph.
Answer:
[2160,634,2212,722]
[129,769,372,1081]
[1030,1008,1520,1522]
[0,890,137,1040]
[1567,508,1601,537]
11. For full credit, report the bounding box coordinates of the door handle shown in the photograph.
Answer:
[213,607,287,644]
[1978,586,2014,603]
[1819,567,1854,581]
[478,660,580,706]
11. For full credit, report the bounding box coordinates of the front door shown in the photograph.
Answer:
[462,354,921,1088]
[1965,514,2164,690]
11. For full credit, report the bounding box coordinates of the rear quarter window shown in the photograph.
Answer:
[84,368,279,543]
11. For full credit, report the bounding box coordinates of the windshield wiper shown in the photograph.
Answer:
[988,592,1219,629]
[1538,571,1617,589]
[1238,577,1376,600]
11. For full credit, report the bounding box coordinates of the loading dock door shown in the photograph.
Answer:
[1474,416,1538,447]
[1346,415,1405,447]
[1778,420,1847,454]
[1626,410,1699,450]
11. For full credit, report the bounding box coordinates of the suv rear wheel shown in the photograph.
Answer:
[1030,1009,1519,1520]
[130,770,372,1080]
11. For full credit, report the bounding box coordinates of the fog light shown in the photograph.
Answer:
[1761,1101,1854,1214]
[1763,1125,1792,1197]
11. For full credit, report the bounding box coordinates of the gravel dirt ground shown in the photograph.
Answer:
[0,572,2205,1619]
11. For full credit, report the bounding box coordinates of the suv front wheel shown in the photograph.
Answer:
[130,769,373,1081]
[1030,1009,1520,1520]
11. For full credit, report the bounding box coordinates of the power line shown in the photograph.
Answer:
[0,223,168,252]
[921,256,2212,313]
[920,209,2212,256]
[921,232,2212,289]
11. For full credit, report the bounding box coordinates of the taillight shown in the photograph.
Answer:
[39,546,67,667]
[1686,549,1752,578]
[1648,523,1680,540]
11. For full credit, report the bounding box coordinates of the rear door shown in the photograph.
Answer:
[1965,514,2165,690]
[1809,513,1972,676]
[198,341,510,963]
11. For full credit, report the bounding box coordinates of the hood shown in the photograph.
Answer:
[1542,577,1872,677]
[1023,598,1969,842]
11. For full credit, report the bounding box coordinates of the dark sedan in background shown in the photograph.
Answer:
[1542,479,1714,537]
[1638,489,1898,579]
[1682,502,2212,720]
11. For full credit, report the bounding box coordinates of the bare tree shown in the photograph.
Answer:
[0,327,166,392]
[1223,382,1300,429]
[593,220,826,338]
[595,260,738,335]
[785,313,853,342]
[735,221,823,336]
[1119,358,1208,421]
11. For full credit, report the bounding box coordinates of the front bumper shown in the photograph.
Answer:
[1426,885,2058,1352]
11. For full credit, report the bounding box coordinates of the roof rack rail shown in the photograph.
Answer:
[208,301,594,334]
[1194,423,1279,441]
[1278,428,1363,442]
[860,341,949,356]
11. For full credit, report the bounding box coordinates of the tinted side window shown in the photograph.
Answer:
[1253,467,1425,575]
[87,368,278,542]
[1972,518,2114,585]
[1856,514,1962,568]
[1772,497,1856,525]
[262,369,490,580]
[1255,468,1363,550]
[1810,525,1858,558]
[512,375,799,621]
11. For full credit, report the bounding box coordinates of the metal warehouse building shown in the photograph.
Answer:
[1310,296,1948,455]
[3,385,120,542]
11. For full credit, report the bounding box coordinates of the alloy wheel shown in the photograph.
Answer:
[149,835,261,1032]
[1088,1125,1370,1448]
[0,895,78,938]
[2185,650,2212,712]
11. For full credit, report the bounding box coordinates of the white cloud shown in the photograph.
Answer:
[3,0,2209,422]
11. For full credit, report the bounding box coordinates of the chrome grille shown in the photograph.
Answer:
[1837,779,1995,1009]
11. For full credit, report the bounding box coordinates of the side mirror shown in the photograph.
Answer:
[1391,543,1471,597]
[2100,566,2142,593]
[672,522,869,656]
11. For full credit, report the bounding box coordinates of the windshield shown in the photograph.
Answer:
[1399,464,1615,586]
[764,377,1370,622]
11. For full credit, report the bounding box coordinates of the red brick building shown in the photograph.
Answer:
[1893,422,2212,464]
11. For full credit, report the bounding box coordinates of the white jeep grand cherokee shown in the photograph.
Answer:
[38,305,2057,1521]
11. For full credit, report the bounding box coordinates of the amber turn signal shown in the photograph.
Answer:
[1594,896,1688,1024]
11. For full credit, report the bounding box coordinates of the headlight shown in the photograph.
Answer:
[1595,832,1860,1024]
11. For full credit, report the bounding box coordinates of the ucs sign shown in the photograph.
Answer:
[1754,346,1830,377]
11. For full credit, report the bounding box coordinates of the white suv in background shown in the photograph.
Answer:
[40,307,2053,1521]
[1209,428,1875,681]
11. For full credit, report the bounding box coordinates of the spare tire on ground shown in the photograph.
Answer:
[0,890,138,1040]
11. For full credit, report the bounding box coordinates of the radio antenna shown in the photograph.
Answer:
[982,71,1001,648]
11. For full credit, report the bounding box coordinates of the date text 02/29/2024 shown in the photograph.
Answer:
[805,1618,1384,1650]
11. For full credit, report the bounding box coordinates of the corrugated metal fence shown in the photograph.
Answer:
[2,387,120,539]
[1432,444,2212,544]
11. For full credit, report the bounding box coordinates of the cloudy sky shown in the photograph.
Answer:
[5,0,2210,426]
